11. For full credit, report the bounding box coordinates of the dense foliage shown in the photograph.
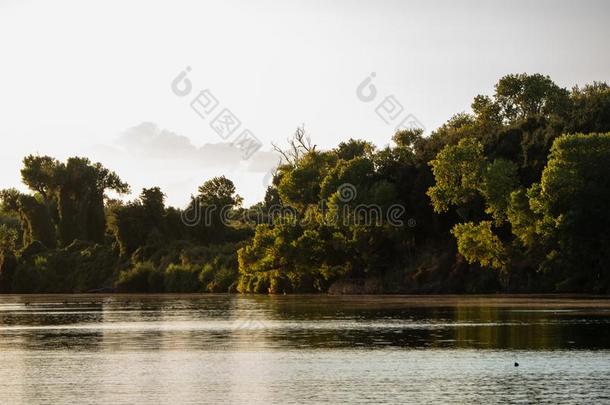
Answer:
[1,73,609,294]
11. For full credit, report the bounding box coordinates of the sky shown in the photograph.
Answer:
[1,0,609,207]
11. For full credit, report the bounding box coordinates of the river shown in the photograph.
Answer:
[0,294,609,404]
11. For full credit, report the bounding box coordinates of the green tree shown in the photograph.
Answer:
[427,137,485,214]
[55,157,129,244]
[0,189,57,248]
[566,82,610,134]
[536,133,610,290]
[20,155,61,202]
[278,151,335,210]
[494,73,569,123]
[336,139,375,160]
[107,188,167,256]
[451,221,507,270]
[480,159,519,223]
[197,176,242,208]
[0,222,17,292]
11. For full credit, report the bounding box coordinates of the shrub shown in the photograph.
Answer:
[116,262,164,292]
[164,263,200,293]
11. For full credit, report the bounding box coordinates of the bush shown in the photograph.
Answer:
[116,262,164,293]
[10,241,118,293]
[199,263,238,292]
[164,264,200,293]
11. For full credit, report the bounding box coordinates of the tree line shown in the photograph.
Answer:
[1,73,609,293]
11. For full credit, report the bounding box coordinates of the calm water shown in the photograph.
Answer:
[0,295,609,404]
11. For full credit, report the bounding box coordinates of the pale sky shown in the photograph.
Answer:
[1,0,609,207]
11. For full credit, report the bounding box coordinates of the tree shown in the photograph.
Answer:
[471,94,502,127]
[140,187,166,224]
[56,157,129,244]
[277,151,335,210]
[336,139,375,161]
[17,194,57,248]
[427,137,485,214]
[506,188,541,249]
[272,125,316,165]
[20,155,61,202]
[0,224,17,253]
[17,156,129,246]
[494,73,570,123]
[480,159,518,223]
[451,221,507,270]
[319,157,374,204]
[0,225,17,291]
[501,133,610,291]
[0,189,57,248]
[537,133,610,288]
[108,188,168,256]
[3,73,610,295]
[566,82,610,134]
[197,176,242,208]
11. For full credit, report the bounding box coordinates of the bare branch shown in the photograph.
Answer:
[272,141,293,164]
[272,125,316,165]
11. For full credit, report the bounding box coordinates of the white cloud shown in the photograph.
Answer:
[85,122,281,207]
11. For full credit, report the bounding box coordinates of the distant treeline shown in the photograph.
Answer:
[1,73,610,294]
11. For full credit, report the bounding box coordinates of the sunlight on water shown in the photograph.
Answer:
[0,295,609,404]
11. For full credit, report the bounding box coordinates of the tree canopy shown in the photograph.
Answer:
[1,73,610,294]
